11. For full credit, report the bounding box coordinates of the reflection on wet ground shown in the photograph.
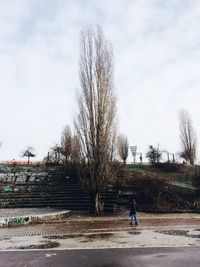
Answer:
[17,241,60,249]
[45,234,84,239]
[5,228,200,250]
[156,229,200,239]
[45,233,113,241]
[128,231,141,235]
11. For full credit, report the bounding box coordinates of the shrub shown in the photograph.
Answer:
[112,162,131,188]
[192,165,200,193]
[152,163,180,172]
[146,145,162,163]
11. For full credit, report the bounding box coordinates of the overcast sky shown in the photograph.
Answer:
[0,0,200,162]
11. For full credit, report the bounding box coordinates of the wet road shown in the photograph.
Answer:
[0,247,200,267]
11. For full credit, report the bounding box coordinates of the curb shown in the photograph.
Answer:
[0,210,71,227]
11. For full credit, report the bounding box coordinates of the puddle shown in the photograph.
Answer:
[18,241,60,249]
[45,233,113,244]
[156,230,189,236]
[84,233,113,241]
[156,230,200,239]
[85,233,113,239]
[156,254,167,258]
[80,233,113,243]
[44,234,84,239]
[128,231,141,236]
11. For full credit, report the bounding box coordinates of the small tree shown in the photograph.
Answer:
[45,144,64,165]
[118,134,129,164]
[146,145,162,163]
[22,147,36,164]
[61,125,73,165]
[179,109,197,165]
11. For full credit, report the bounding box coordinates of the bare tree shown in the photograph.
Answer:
[61,125,73,165]
[71,135,81,164]
[22,146,36,164]
[74,26,117,214]
[44,144,63,165]
[179,109,197,165]
[118,134,129,164]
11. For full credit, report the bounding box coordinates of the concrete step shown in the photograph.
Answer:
[0,175,120,212]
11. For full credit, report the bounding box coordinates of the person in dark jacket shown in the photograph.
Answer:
[129,199,139,226]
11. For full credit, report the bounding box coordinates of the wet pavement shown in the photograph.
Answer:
[0,211,200,267]
[1,247,200,267]
[2,227,200,250]
[1,211,200,266]
[1,212,200,238]
[0,211,200,250]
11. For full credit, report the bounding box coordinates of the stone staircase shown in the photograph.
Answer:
[0,168,119,213]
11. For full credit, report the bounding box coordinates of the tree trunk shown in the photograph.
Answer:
[90,192,104,214]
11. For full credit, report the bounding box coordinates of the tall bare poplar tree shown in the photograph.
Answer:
[74,26,117,213]
[179,109,197,165]
[118,134,129,164]
[61,125,73,165]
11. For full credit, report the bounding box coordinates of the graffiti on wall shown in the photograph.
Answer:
[5,216,30,226]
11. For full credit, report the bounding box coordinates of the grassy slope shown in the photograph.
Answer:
[128,163,190,184]
[127,164,200,211]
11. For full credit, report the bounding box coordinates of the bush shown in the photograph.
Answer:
[152,163,180,172]
[192,165,200,193]
[112,162,131,188]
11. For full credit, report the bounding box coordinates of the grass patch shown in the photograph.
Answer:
[129,163,191,184]
[169,184,194,194]
[158,171,190,184]
[128,164,151,172]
